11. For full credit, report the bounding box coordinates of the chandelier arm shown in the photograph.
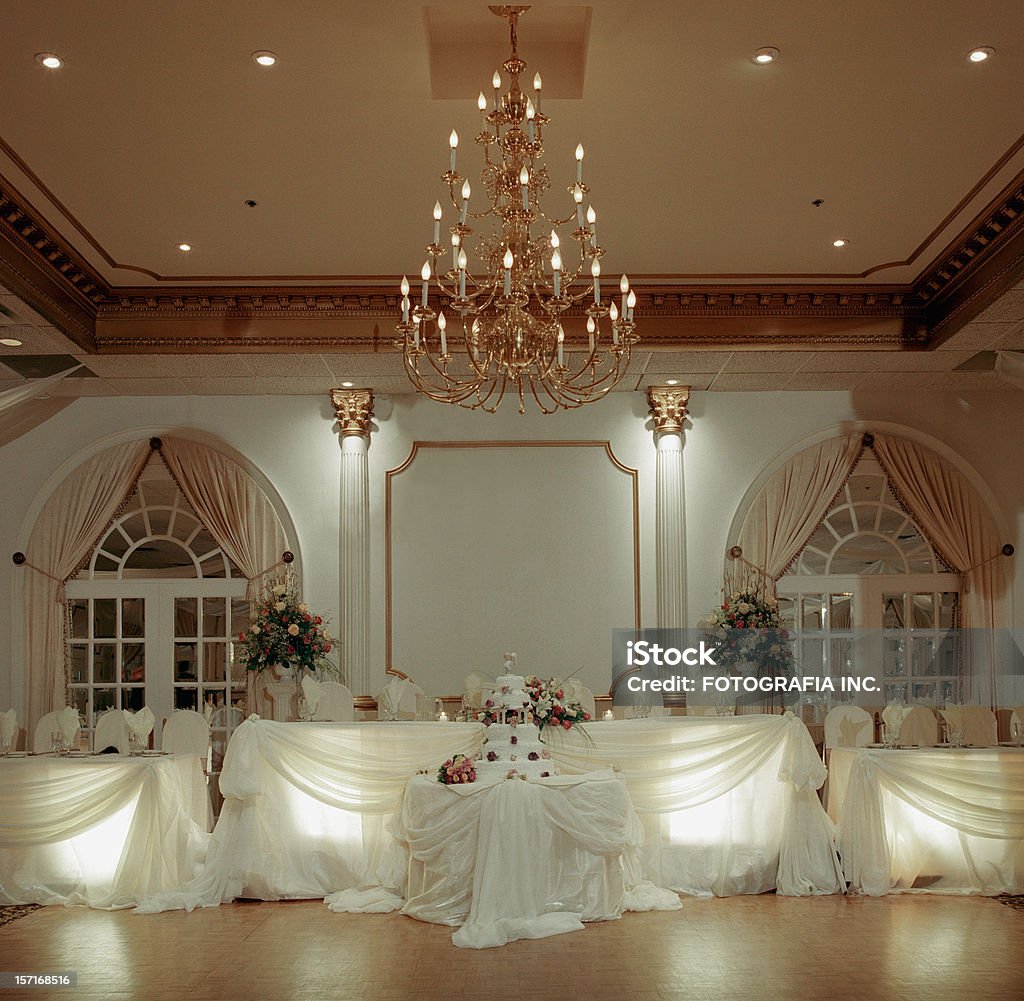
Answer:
[537,208,578,228]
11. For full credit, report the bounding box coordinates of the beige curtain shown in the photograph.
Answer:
[159,437,289,599]
[736,433,864,580]
[22,440,152,732]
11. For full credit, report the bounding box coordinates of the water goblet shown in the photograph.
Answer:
[1012,720,1022,746]
[0,735,10,756]
[128,731,141,756]
[51,729,62,755]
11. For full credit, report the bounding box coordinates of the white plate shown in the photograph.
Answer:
[3,751,28,757]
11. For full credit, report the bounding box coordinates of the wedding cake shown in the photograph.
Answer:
[475,657,554,779]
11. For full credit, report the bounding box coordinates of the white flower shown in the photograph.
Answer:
[737,601,751,614]
[298,603,309,613]
[274,601,286,612]
[273,584,287,597]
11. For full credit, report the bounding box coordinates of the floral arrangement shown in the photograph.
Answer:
[437,753,477,784]
[238,577,335,675]
[474,676,591,734]
[699,588,794,674]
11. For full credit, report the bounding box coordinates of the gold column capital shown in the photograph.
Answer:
[330,388,375,438]
[647,386,690,433]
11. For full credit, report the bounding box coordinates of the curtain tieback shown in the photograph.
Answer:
[960,544,1015,594]
[14,558,68,604]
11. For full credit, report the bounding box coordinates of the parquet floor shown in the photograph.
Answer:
[0,894,1021,1001]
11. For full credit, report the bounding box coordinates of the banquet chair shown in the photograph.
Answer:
[959,706,998,746]
[94,708,131,754]
[896,705,939,747]
[462,672,494,710]
[161,709,211,758]
[377,676,424,720]
[32,708,82,753]
[311,682,355,722]
[823,704,872,762]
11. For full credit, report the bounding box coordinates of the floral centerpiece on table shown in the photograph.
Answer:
[699,588,794,676]
[437,753,477,784]
[238,576,335,676]
[526,676,591,733]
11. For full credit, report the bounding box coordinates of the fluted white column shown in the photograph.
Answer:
[331,389,374,697]
[647,387,690,630]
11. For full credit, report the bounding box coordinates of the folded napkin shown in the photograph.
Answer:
[940,705,967,739]
[126,706,155,741]
[381,676,418,715]
[0,708,17,744]
[301,675,321,714]
[881,701,909,742]
[57,706,80,745]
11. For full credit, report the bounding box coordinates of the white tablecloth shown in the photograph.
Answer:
[546,714,844,897]
[829,747,1024,895]
[0,753,209,909]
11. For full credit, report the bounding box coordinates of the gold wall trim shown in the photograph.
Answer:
[384,440,642,677]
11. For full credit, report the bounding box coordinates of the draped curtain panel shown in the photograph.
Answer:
[22,440,152,730]
[736,433,864,580]
[159,437,289,600]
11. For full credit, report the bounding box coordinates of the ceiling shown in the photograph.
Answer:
[1,0,1023,399]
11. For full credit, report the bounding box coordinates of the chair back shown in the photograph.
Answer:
[898,705,938,747]
[568,682,596,719]
[462,672,493,708]
[94,708,130,754]
[960,706,998,746]
[378,677,423,720]
[824,705,873,749]
[162,709,211,757]
[312,682,355,722]
[33,709,82,753]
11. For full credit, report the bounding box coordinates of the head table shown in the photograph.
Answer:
[136,714,842,947]
[0,752,209,909]
[828,745,1024,895]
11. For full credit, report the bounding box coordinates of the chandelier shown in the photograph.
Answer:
[395,4,638,415]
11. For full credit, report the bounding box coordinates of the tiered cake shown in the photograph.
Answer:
[476,673,554,779]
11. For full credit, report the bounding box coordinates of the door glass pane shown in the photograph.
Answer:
[93,688,116,721]
[203,597,226,637]
[122,597,145,637]
[70,599,89,638]
[123,688,146,712]
[94,598,117,638]
[175,689,199,711]
[123,643,145,683]
[939,592,958,629]
[829,593,853,629]
[175,597,198,637]
[69,688,88,724]
[912,636,936,676]
[801,595,823,630]
[94,644,117,683]
[801,638,824,673]
[231,599,250,638]
[884,637,905,676]
[69,645,88,684]
[882,593,906,629]
[911,594,936,629]
[175,642,197,682]
[204,642,227,684]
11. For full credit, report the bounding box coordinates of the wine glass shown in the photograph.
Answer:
[51,729,62,755]
[1012,719,1022,746]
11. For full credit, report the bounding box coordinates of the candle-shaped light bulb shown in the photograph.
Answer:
[550,229,560,250]
[591,257,601,303]
[448,130,458,172]
[432,200,442,244]
[457,248,467,298]
[575,143,585,183]
[525,98,536,141]
[401,275,410,297]
[503,247,514,296]
[573,184,584,227]
[460,179,471,224]
[627,288,636,321]
[420,261,431,307]
[413,316,420,350]
[551,249,562,297]
[533,72,542,113]
[610,301,619,321]
[401,295,410,323]
[519,166,530,210]
[620,274,629,316]
[458,248,467,269]
[610,301,619,343]
[587,314,596,351]
[478,91,487,112]
[492,70,501,109]
[437,311,447,355]
[587,205,597,245]
[451,231,460,269]
[557,323,565,367]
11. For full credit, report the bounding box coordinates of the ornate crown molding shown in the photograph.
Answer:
[330,388,374,438]
[647,386,691,433]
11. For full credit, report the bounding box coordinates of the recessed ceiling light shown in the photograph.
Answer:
[0,337,24,347]
[665,379,680,386]
[35,52,63,69]
[752,47,780,65]
[252,50,277,67]
[177,243,192,252]
[967,47,994,63]
[833,238,849,248]
[341,381,355,388]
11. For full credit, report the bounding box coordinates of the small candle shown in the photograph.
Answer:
[574,185,584,227]
[503,247,513,296]
[492,70,501,110]
[587,315,596,353]
[420,261,430,307]
[591,258,601,304]
[575,143,584,184]
[458,248,467,298]
[627,289,636,321]
[557,324,564,367]
[520,166,529,210]
[534,72,542,113]
[551,249,561,297]
[478,91,487,124]
[452,232,460,270]
[526,99,535,142]
[610,301,619,344]
[401,295,410,324]
[432,200,442,245]
[603,709,614,721]
[448,130,458,173]
[460,179,471,225]
[438,311,447,355]
[620,274,629,316]
[438,711,449,722]
[587,205,597,246]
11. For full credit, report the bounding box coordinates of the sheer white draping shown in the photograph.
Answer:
[393,769,675,948]
[135,719,484,911]
[23,440,152,730]
[0,755,209,908]
[831,747,1024,895]
[546,715,844,896]
[736,433,864,579]
[158,437,289,601]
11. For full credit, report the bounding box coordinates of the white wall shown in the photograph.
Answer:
[1,386,1021,714]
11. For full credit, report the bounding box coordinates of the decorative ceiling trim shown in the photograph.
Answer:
[0,160,1021,353]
